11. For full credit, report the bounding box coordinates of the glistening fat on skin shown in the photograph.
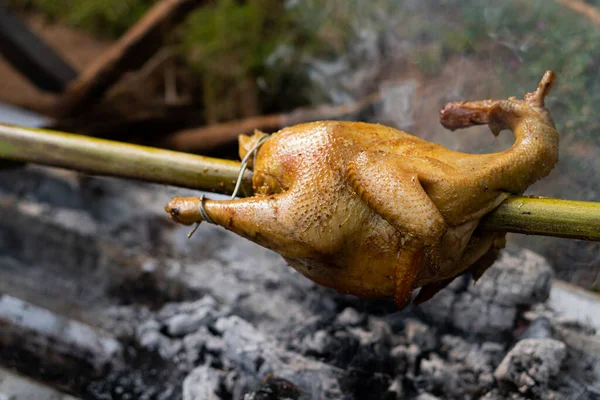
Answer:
[166,71,559,308]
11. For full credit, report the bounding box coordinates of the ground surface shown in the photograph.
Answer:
[0,167,599,399]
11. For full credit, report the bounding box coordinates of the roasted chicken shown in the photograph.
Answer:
[166,71,559,308]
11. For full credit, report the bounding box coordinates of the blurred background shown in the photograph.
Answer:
[3,0,595,288]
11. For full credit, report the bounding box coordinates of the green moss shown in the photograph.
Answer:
[180,0,287,120]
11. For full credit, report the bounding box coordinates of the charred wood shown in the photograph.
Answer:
[0,3,77,93]
[54,0,203,118]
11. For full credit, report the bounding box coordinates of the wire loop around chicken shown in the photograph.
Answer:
[231,133,270,200]
[187,134,270,238]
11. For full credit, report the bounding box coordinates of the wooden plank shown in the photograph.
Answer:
[0,3,77,93]
[55,0,202,118]
[556,0,600,26]
[163,92,382,152]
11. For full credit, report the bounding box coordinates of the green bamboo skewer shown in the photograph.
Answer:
[0,123,253,195]
[0,123,598,242]
[481,197,600,241]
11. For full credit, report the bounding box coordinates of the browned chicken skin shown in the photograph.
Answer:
[165,71,559,308]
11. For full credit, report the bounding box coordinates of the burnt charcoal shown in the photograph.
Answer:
[554,318,597,336]
[107,214,180,259]
[107,271,194,309]
[0,295,123,373]
[518,317,553,340]
[132,297,229,367]
[84,343,185,400]
[403,335,505,399]
[414,275,466,327]
[481,388,566,399]
[182,365,223,400]
[554,325,600,392]
[480,342,507,368]
[334,307,364,327]
[418,352,491,399]
[224,371,258,400]
[137,319,166,349]
[300,329,334,357]
[289,329,360,368]
[2,167,598,400]
[418,246,553,339]
[450,292,517,339]
[0,167,81,209]
[243,376,302,400]
[440,335,504,374]
[215,316,344,399]
[0,194,98,267]
[480,389,529,400]
[0,187,195,315]
[404,319,437,353]
[494,338,567,397]
[183,326,225,362]
[348,317,393,349]
[415,394,442,400]
[325,330,361,367]
[341,319,395,375]
[165,302,221,337]
[390,345,412,376]
[78,176,141,224]
[157,296,220,318]
[339,323,396,399]
[468,248,554,306]
[340,369,395,400]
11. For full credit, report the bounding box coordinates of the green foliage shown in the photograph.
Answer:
[182,0,283,80]
[5,0,326,118]
[179,0,322,120]
[7,0,600,150]
[66,0,151,37]
[5,0,153,37]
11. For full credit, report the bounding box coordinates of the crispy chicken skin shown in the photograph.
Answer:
[166,71,559,308]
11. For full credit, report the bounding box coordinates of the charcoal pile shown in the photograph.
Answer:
[0,166,599,399]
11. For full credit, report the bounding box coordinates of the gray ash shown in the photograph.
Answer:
[0,168,599,400]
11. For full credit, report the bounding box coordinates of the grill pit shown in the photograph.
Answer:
[0,166,599,400]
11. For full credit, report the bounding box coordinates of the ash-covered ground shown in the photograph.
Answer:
[0,167,599,400]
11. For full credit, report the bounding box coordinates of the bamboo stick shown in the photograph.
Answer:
[0,123,252,195]
[0,123,598,242]
[481,196,600,241]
